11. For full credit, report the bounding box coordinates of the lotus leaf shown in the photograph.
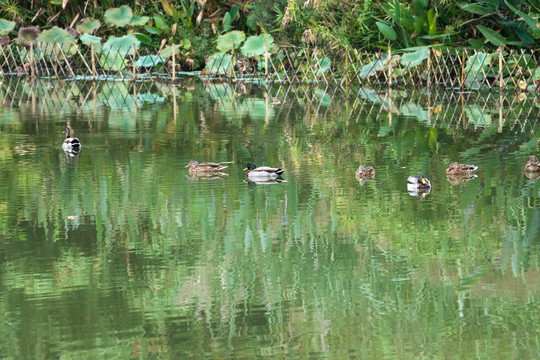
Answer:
[80,33,102,52]
[36,26,75,44]
[102,34,140,58]
[205,52,233,75]
[400,47,428,68]
[104,5,133,27]
[135,54,165,68]
[241,34,274,57]
[76,18,101,34]
[216,31,245,52]
[160,44,181,58]
[0,18,15,36]
[464,52,493,89]
[100,34,141,71]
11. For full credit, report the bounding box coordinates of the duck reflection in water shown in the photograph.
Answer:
[446,173,478,186]
[186,173,228,182]
[63,147,81,163]
[247,178,287,188]
[524,171,540,184]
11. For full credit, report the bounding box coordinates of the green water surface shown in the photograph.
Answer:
[0,79,539,359]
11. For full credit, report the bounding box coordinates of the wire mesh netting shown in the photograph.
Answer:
[1,43,538,92]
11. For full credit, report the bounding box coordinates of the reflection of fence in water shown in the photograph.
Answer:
[1,43,538,90]
[0,78,537,132]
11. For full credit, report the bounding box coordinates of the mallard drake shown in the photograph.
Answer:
[446,162,478,175]
[244,163,284,179]
[524,155,540,173]
[62,126,81,151]
[355,165,375,178]
[185,160,229,174]
[407,174,431,190]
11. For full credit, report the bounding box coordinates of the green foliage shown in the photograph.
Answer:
[99,34,140,71]
[80,33,102,52]
[0,17,15,35]
[36,26,75,44]
[477,25,507,47]
[376,22,397,41]
[400,47,429,68]
[104,5,133,27]
[464,52,494,89]
[241,34,274,57]
[76,18,101,34]
[216,31,246,52]
[205,52,233,74]
[135,54,165,68]
[130,15,150,27]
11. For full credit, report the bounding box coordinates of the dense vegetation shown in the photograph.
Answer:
[0,0,538,69]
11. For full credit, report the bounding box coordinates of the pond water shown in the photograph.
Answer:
[0,79,539,359]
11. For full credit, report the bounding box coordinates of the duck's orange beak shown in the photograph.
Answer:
[242,167,248,171]
[421,178,426,184]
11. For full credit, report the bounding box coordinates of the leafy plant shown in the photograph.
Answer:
[0,18,15,35]
[104,5,133,27]
[76,18,101,34]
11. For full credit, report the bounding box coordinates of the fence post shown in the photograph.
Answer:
[498,47,504,132]
[427,47,431,88]
[29,42,35,79]
[53,41,58,77]
[264,43,268,80]
[498,47,503,90]
[91,42,96,80]
[387,41,393,87]
[345,48,349,90]
[172,44,176,82]
[132,44,136,80]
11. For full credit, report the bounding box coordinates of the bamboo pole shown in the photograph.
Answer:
[498,47,503,90]
[172,86,177,124]
[53,41,58,77]
[91,42,96,80]
[427,47,431,88]
[387,41,392,87]
[264,43,268,80]
[29,42,35,79]
[498,47,504,132]
[172,43,176,81]
[132,44,136,79]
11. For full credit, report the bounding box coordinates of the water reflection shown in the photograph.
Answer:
[0,78,538,359]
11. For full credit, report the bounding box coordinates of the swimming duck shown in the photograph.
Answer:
[244,163,284,179]
[446,162,478,175]
[524,155,540,173]
[185,160,229,174]
[355,165,375,178]
[62,126,81,151]
[407,174,431,190]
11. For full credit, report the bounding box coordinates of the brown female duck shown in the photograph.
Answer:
[185,160,229,174]
[446,162,478,175]
[524,155,540,173]
[355,165,375,178]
